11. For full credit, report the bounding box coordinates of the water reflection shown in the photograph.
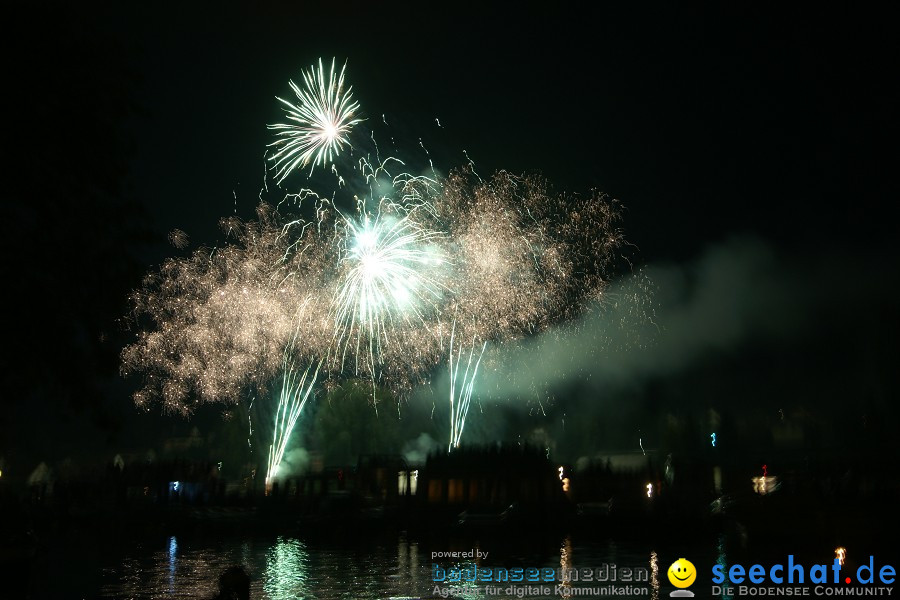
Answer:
[99,536,220,598]
[397,535,422,593]
[168,535,177,594]
[716,534,732,600]
[263,537,309,599]
[90,532,715,599]
[559,534,573,592]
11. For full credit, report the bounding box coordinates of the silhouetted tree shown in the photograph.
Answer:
[310,381,401,465]
[3,9,154,464]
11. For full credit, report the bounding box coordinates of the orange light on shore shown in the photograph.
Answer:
[558,466,570,492]
[835,547,847,566]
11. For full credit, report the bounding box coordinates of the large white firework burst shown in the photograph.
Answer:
[268,58,362,181]
[331,207,447,374]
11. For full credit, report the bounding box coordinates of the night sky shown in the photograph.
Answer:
[4,5,899,476]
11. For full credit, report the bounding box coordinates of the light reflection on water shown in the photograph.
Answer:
[89,533,712,599]
[716,534,733,600]
[96,534,438,599]
[264,537,309,599]
[168,535,177,595]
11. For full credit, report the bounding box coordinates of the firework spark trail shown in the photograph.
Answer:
[247,396,254,449]
[447,318,487,452]
[268,58,362,181]
[266,355,322,484]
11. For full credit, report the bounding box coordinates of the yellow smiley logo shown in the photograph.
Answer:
[667,558,696,588]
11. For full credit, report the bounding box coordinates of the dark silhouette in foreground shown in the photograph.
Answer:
[212,566,250,600]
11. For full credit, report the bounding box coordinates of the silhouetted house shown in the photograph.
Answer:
[356,454,414,503]
[419,446,564,509]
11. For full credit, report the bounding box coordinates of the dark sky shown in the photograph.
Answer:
[3,5,898,471]
[114,5,898,262]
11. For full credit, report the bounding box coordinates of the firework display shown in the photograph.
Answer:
[122,59,625,479]
[268,58,362,181]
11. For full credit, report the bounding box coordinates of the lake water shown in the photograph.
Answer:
[18,525,871,599]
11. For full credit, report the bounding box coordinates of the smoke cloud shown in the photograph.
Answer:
[275,447,310,478]
[402,432,442,465]
[476,236,819,398]
[405,236,899,456]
